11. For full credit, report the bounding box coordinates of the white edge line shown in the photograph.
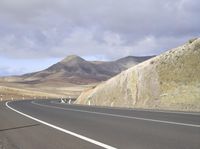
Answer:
[51,100,200,116]
[33,101,200,128]
[5,101,117,149]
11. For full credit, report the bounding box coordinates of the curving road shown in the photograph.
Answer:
[0,100,200,149]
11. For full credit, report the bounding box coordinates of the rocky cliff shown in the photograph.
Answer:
[76,38,200,111]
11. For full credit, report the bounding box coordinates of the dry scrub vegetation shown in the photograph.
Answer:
[76,38,200,111]
[0,82,95,101]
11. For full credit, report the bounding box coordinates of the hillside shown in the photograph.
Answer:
[2,55,153,85]
[0,55,152,100]
[76,38,200,111]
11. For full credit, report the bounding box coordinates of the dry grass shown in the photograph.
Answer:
[0,82,96,101]
[0,86,57,100]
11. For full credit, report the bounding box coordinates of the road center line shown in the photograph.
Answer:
[5,101,117,149]
[32,101,200,128]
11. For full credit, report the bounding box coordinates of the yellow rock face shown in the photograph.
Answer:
[76,38,200,111]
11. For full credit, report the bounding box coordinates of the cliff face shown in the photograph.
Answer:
[76,38,200,111]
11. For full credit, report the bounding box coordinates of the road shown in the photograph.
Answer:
[0,100,200,149]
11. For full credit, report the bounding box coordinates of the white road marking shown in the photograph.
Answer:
[32,101,200,128]
[51,100,200,116]
[5,101,117,149]
[60,99,65,103]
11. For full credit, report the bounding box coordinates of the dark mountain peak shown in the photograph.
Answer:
[46,55,87,72]
[116,55,155,63]
[19,55,153,84]
[61,55,85,63]
[116,56,136,61]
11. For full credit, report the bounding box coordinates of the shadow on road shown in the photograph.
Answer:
[0,124,40,132]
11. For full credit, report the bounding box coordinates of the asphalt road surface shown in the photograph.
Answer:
[0,100,200,149]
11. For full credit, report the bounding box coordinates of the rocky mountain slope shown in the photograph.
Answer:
[1,55,153,85]
[0,55,152,100]
[76,38,200,111]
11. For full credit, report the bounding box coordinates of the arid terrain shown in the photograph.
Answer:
[76,38,200,111]
[0,56,152,100]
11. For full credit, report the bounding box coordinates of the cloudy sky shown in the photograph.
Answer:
[0,0,199,76]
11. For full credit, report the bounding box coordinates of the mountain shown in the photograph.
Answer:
[12,55,153,84]
[0,55,153,100]
[76,38,200,111]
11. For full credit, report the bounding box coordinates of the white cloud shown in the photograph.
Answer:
[0,0,199,60]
